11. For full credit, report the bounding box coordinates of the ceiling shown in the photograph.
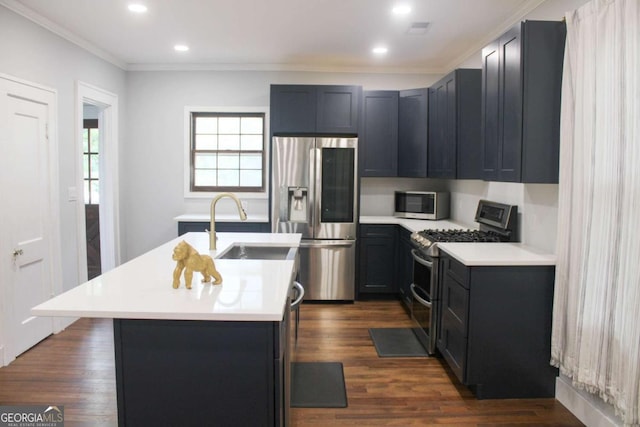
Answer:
[3,0,547,73]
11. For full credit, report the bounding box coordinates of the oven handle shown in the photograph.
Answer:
[411,249,433,268]
[410,283,432,308]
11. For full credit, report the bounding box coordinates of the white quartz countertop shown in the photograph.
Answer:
[32,232,301,321]
[360,215,468,232]
[437,242,556,266]
[174,214,269,223]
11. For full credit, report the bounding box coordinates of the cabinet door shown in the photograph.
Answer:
[456,69,482,180]
[316,86,360,134]
[358,225,397,293]
[437,271,469,382]
[481,40,501,181]
[396,227,413,308]
[398,88,428,177]
[270,85,317,134]
[360,91,398,177]
[499,24,523,182]
[428,76,456,178]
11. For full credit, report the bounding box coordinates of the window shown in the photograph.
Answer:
[190,111,266,192]
[83,119,99,204]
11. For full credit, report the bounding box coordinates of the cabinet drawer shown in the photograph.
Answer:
[360,224,396,238]
[442,255,469,288]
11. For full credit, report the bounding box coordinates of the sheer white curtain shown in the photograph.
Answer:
[552,0,640,425]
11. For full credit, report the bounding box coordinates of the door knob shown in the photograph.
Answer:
[12,249,23,257]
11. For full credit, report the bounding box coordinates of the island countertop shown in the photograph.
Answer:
[32,232,301,321]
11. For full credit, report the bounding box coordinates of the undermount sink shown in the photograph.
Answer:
[216,244,297,261]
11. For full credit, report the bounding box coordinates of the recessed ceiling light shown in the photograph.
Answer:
[392,4,411,15]
[372,46,388,55]
[174,45,190,52]
[127,3,147,13]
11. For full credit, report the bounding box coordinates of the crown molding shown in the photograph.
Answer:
[444,0,548,71]
[1,0,127,70]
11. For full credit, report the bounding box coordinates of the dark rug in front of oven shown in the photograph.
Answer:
[369,328,429,357]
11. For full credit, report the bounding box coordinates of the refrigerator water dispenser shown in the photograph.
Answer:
[288,187,308,222]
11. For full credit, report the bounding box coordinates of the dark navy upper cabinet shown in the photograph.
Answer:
[270,85,317,134]
[481,21,566,183]
[316,85,361,134]
[428,69,482,179]
[360,90,399,177]
[398,88,429,177]
[270,84,361,135]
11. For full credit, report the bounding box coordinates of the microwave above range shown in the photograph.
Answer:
[394,191,450,220]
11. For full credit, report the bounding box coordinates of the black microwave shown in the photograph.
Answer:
[394,191,450,220]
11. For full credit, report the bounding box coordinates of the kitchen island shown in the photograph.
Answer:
[32,232,301,427]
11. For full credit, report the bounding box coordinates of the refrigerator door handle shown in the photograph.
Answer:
[309,146,316,228]
[313,146,322,232]
[300,240,356,248]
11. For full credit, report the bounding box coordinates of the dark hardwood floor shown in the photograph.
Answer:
[0,300,583,426]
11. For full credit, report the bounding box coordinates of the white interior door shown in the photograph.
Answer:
[0,77,56,361]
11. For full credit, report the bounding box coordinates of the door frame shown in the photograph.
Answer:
[0,73,62,367]
[75,81,120,286]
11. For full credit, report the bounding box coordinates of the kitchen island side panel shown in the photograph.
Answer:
[114,319,279,427]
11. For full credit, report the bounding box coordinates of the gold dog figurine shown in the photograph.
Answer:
[172,240,222,289]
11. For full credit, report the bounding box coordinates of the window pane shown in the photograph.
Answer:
[241,135,262,151]
[84,180,90,203]
[196,116,217,134]
[195,153,217,169]
[195,134,217,150]
[240,170,262,187]
[240,153,262,169]
[218,170,239,187]
[218,134,240,150]
[218,117,240,134]
[241,117,263,134]
[90,180,100,204]
[218,153,239,169]
[90,129,99,152]
[194,170,216,187]
[190,112,265,192]
[83,155,89,179]
[90,154,99,179]
[83,129,89,152]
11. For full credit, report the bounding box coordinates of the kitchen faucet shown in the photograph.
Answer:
[209,192,247,250]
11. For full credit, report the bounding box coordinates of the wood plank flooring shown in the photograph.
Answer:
[0,300,584,426]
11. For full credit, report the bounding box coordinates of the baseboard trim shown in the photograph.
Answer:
[556,375,622,427]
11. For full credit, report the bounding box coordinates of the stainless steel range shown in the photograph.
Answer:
[409,200,518,355]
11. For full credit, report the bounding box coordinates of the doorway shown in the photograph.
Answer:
[75,82,120,284]
[83,113,101,279]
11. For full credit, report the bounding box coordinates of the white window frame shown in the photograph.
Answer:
[184,106,270,199]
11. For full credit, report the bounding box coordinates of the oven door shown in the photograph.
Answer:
[410,249,436,355]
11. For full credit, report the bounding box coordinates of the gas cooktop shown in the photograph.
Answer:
[410,200,518,257]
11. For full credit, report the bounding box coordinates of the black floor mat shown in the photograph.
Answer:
[290,362,347,408]
[369,328,428,357]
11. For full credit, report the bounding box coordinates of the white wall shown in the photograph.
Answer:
[0,6,127,292]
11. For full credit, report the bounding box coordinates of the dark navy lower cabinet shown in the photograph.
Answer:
[178,221,270,235]
[437,251,558,399]
[113,316,289,426]
[397,227,413,309]
[358,224,397,294]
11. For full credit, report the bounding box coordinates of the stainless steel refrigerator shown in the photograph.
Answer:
[272,136,358,301]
